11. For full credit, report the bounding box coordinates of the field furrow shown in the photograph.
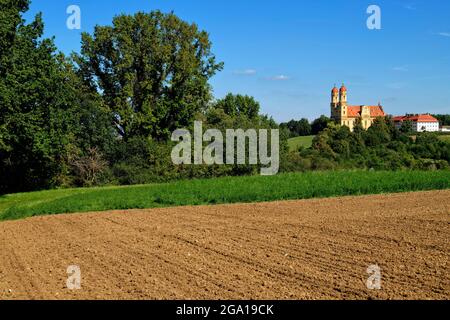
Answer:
[0,190,449,300]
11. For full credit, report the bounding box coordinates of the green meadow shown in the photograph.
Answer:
[287,135,315,151]
[1,170,449,221]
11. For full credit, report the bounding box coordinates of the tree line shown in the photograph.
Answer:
[0,1,282,194]
[282,117,450,172]
[1,1,448,194]
[433,115,450,127]
[280,116,331,137]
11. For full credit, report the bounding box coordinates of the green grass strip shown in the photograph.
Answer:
[287,135,315,151]
[0,170,449,221]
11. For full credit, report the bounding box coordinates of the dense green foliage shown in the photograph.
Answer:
[433,114,450,126]
[0,0,110,193]
[439,135,450,143]
[1,170,449,221]
[281,115,332,138]
[283,117,450,172]
[74,11,223,141]
[311,115,332,135]
[281,118,312,137]
[0,2,282,194]
[0,1,449,196]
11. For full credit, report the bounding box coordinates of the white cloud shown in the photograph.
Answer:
[438,32,450,37]
[233,69,257,76]
[268,75,290,81]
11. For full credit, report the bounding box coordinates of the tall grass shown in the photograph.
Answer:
[0,170,449,221]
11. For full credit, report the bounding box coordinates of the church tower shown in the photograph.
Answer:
[330,85,339,119]
[339,84,348,118]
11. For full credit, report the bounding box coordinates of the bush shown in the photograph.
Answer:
[283,117,450,173]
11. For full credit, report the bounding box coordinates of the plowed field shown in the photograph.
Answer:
[0,190,448,300]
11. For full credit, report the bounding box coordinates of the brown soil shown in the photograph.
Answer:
[0,190,449,300]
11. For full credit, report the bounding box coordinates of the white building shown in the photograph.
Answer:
[393,114,440,132]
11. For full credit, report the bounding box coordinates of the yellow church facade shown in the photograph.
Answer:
[330,84,386,131]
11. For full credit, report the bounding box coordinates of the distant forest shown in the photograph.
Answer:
[434,114,450,126]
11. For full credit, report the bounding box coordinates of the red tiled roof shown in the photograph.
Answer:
[393,116,407,121]
[347,105,386,118]
[393,114,438,123]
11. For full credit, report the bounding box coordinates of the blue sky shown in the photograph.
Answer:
[25,0,450,122]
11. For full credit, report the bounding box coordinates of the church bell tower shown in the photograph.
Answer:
[339,84,348,118]
[331,85,339,119]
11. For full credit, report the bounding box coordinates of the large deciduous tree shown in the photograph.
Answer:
[0,0,69,193]
[74,11,223,141]
[0,0,112,193]
[213,93,261,120]
[311,115,331,135]
[0,0,29,67]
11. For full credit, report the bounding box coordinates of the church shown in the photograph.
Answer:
[330,84,386,131]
